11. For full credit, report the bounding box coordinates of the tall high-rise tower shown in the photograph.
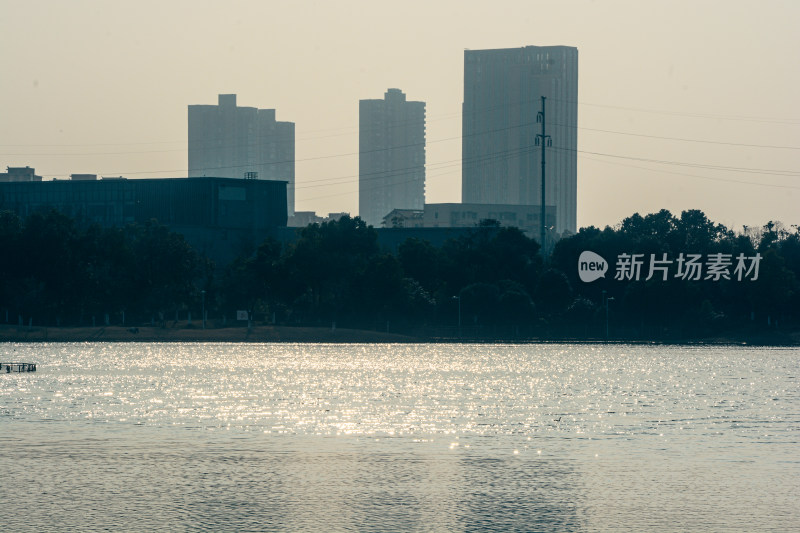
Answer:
[462,46,578,234]
[359,88,426,227]
[188,94,296,215]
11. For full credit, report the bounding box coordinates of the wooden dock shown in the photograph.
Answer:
[1,362,37,373]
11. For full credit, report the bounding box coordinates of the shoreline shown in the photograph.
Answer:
[0,324,420,344]
[0,324,797,346]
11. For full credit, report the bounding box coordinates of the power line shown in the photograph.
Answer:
[300,166,462,203]
[560,98,800,125]
[549,122,800,150]
[29,136,797,186]
[0,113,448,150]
[307,144,800,207]
[9,116,796,167]
[5,94,797,150]
[551,145,800,176]
[6,94,795,189]
[297,145,541,190]
[580,153,800,191]
[305,148,800,206]
[24,108,796,175]
[27,124,530,177]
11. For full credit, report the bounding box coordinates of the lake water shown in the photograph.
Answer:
[1,343,798,532]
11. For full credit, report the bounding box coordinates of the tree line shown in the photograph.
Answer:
[1,207,798,340]
[0,209,200,327]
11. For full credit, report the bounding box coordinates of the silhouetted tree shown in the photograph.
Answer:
[536,268,573,316]
[398,238,442,294]
[282,215,379,324]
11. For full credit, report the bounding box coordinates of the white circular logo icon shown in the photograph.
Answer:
[578,251,608,282]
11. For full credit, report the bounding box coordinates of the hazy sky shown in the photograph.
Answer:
[1,0,798,231]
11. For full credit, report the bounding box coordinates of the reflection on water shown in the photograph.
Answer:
[1,343,798,531]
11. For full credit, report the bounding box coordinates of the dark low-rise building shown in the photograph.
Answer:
[0,176,287,265]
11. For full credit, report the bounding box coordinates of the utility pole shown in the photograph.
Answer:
[536,96,552,257]
[201,290,206,330]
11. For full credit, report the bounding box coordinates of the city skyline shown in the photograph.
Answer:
[1,0,798,231]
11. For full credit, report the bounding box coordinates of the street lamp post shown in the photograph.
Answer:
[201,290,206,330]
[452,295,461,337]
[601,290,606,338]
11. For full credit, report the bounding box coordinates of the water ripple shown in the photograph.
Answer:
[1,342,798,531]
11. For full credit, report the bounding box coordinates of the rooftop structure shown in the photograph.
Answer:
[0,166,42,182]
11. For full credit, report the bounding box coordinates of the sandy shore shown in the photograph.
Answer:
[1,323,797,345]
[0,324,422,343]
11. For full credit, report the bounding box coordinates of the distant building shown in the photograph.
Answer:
[287,211,324,228]
[325,212,351,223]
[0,166,42,182]
[0,177,287,265]
[382,208,424,228]
[286,211,353,227]
[188,94,296,215]
[374,226,485,253]
[70,174,97,181]
[462,46,578,234]
[424,202,556,238]
[359,88,425,227]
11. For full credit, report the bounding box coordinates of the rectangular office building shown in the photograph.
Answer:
[0,177,287,265]
[462,46,578,235]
